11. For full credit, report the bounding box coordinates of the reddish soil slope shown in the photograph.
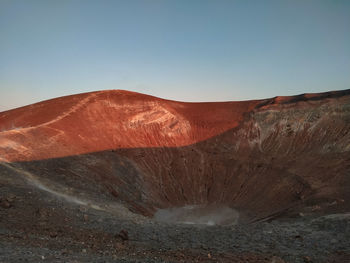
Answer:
[0,90,259,162]
[1,89,350,220]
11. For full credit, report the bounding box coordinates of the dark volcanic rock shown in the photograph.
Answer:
[0,199,12,209]
[117,229,129,241]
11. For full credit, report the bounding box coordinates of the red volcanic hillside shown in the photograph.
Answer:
[0,89,350,163]
[0,90,259,162]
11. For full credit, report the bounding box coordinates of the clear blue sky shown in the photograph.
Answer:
[1,0,349,111]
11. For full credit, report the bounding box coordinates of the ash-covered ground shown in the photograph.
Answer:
[1,164,349,263]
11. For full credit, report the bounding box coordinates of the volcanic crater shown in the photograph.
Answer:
[1,89,350,262]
